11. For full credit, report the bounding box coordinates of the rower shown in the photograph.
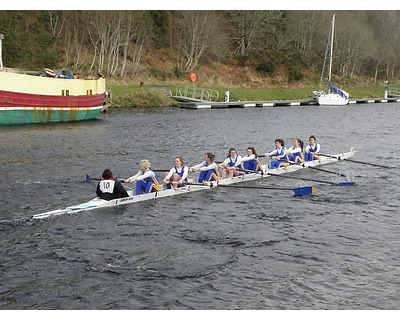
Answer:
[162,157,189,189]
[265,139,289,169]
[286,139,304,164]
[218,148,243,178]
[240,147,263,173]
[96,169,129,200]
[304,135,321,161]
[125,159,161,195]
[190,152,220,183]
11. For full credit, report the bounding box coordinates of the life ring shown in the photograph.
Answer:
[190,73,197,82]
[44,68,57,77]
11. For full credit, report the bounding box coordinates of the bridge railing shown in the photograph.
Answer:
[386,87,400,97]
[172,86,219,102]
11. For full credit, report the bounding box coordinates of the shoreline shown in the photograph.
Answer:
[107,83,389,108]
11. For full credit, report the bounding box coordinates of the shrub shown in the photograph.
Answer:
[256,59,277,77]
[288,67,304,82]
[174,65,183,79]
[235,54,249,67]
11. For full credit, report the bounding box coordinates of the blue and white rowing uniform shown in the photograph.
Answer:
[222,155,243,167]
[222,155,244,175]
[286,146,304,164]
[191,161,220,183]
[267,146,289,169]
[304,143,321,161]
[165,165,189,189]
[240,154,263,173]
[127,169,161,195]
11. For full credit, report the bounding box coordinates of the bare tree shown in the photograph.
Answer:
[375,11,400,80]
[174,11,220,72]
[48,11,65,38]
[229,11,264,56]
[62,11,90,69]
[120,11,149,77]
[335,13,369,78]
[85,11,149,76]
[228,10,286,58]
[86,11,120,75]
[287,11,325,61]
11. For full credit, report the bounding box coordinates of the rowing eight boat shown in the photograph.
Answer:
[32,148,355,219]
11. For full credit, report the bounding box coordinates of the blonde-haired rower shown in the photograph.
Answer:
[125,159,161,195]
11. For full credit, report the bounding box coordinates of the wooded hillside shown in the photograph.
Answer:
[1,10,400,87]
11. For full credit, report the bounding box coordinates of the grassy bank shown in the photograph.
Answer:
[107,84,388,107]
[108,85,178,107]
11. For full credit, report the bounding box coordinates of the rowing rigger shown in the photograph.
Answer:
[32,148,356,219]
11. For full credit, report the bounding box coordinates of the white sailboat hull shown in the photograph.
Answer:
[317,93,349,106]
[315,15,349,107]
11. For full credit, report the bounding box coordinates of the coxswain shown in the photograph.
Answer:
[286,139,304,164]
[265,139,289,169]
[125,159,161,195]
[190,153,220,183]
[96,169,129,200]
[219,148,243,178]
[240,147,263,173]
[162,157,189,189]
[304,135,321,161]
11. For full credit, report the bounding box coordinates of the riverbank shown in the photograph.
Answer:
[108,85,179,107]
[107,83,389,107]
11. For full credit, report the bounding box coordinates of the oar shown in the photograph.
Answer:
[84,174,98,183]
[280,159,348,177]
[172,181,314,196]
[213,184,315,196]
[267,171,357,186]
[320,153,391,169]
[83,174,127,183]
[237,168,357,186]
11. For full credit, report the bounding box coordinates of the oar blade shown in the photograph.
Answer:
[337,182,358,186]
[84,174,92,183]
[293,186,315,196]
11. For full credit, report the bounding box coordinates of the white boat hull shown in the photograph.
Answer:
[317,93,349,106]
[33,148,356,219]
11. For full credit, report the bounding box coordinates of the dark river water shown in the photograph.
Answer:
[1,102,399,309]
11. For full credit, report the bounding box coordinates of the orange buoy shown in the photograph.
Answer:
[190,73,197,82]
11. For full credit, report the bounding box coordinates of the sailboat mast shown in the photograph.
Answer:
[328,14,335,85]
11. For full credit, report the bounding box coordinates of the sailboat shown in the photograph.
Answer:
[313,14,349,106]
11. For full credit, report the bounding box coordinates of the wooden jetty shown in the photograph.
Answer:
[166,85,400,109]
[178,97,400,109]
